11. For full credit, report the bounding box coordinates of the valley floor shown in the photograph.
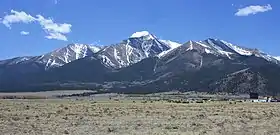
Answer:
[1,99,280,135]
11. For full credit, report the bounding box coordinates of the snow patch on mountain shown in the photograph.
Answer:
[89,46,102,53]
[158,40,182,58]
[113,48,125,68]
[219,50,234,59]
[204,48,212,54]
[0,57,33,65]
[158,50,171,58]
[131,31,150,38]
[207,39,224,51]
[70,44,88,59]
[196,41,211,48]
[159,40,181,49]
[46,59,62,67]
[125,41,133,65]
[13,57,33,64]
[100,55,116,68]
[130,31,155,40]
[220,40,252,56]
[33,43,102,69]
[274,56,280,61]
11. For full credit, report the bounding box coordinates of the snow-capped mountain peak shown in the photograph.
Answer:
[131,31,150,38]
[157,38,280,64]
[130,31,155,40]
[36,43,102,69]
[210,39,279,63]
[95,32,178,68]
[66,44,89,58]
[198,39,278,62]
[0,32,173,70]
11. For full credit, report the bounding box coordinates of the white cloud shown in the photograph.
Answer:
[36,15,72,41]
[36,15,71,34]
[1,10,72,41]
[1,10,36,28]
[45,32,67,41]
[235,4,272,16]
[20,31,30,35]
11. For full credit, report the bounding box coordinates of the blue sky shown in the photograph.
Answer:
[0,0,279,59]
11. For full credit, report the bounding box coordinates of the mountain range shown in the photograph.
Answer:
[1,31,280,95]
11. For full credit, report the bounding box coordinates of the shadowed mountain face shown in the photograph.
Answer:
[0,31,280,95]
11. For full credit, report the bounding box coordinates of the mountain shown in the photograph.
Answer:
[0,44,102,86]
[0,31,280,95]
[0,31,177,76]
[93,31,176,68]
[0,44,101,69]
[106,40,280,95]
[38,44,102,69]
[0,31,180,90]
[180,39,279,64]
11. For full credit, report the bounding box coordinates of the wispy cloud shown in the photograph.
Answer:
[20,31,30,35]
[235,4,272,16]
[1,10,36,28]
[91,40,102,46]
[36,15,72,41]
[45,32,67,41]
[0,10,72,41]
[54,0,59,4]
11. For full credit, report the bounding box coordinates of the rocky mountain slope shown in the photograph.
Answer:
[0,31,280,95]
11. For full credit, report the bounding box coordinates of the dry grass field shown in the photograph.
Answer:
[1,99,280,135]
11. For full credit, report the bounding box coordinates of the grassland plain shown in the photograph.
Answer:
[0,99,280,135]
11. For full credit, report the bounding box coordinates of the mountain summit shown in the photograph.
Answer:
[86,31,183,68]
[130,31,155,39]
